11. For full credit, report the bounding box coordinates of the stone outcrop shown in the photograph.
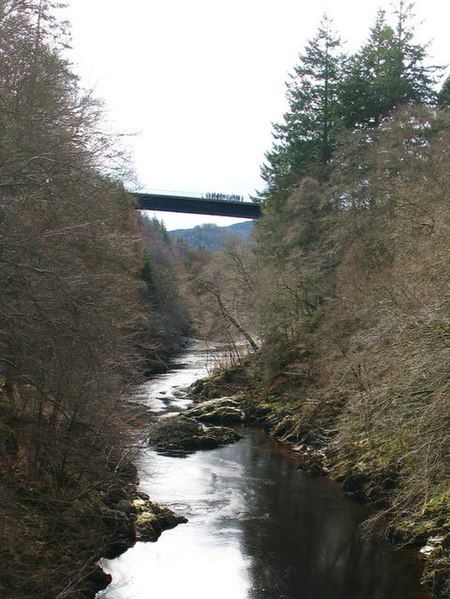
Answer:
[147,414,241,452]
[130,494,188,542]
[186,396,246,424]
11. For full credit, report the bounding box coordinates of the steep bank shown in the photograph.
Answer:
[188,364,449,598]
[183,107,449,599]
[0,4,192,596]
[252,390,449,599]
[0,378,188,599]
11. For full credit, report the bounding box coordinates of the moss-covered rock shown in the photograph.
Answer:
[422,542,450,599]
[202,426,242,446]
[417,493,450,597]
[188,365,249,399]
[147,414,241,452]
[187,396,246,424]
[133,501,162,541]
[128,495,188,542]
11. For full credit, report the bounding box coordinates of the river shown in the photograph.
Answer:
[97,342,429,599]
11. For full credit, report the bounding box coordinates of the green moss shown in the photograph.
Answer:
[423,492,450,514]
[421,492,450,534]
[136,511,157,526]
[422,543,450,598]
[133,502,162,542]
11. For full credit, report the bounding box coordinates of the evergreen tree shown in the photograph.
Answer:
[259,15,344,206]
[339,10,398,128]
[339,2,439,129]
[437,74,450,108]
[391,0,439,104]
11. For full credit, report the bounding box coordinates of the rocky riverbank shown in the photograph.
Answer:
[92,474,187,596]
[185,365,449,599]
[94,384,245,596]
[0,448,187,599]
[78,487,186,597]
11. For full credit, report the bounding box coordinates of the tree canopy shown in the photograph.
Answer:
[258,1,443,207]
[260,15,343,204]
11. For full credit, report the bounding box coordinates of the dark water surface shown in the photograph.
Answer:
[98,344,429,599]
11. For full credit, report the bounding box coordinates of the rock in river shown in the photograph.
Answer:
[186,396,246,424]
[132,496,188,541]
[147,414,241,452]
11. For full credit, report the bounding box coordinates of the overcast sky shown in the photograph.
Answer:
[64,0,449,230]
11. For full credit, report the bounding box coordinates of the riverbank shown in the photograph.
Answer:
[0,370,189,599]
[187,363,449,599]
[95,342,429,598]
[0,421,186,599]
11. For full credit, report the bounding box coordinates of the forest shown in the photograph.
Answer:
[0,0,448,597]
[0,1,190,596]
[185,3,449,597]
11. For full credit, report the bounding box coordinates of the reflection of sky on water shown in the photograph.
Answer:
[130,341,221,414]
[98,341,253,599]
[97,342,428,599]
[99,443,255,598]
[100,532,250,599]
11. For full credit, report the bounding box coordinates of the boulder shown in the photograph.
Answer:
[98,504,136,559]
[86,565,112,596]
[147,415,204,451]
[187,397,246,424]
[110,492,188,543]
[131,497,188,541]
[147,414,241,452]
[342,473,370,500]
[148,501,188,531]
[202,425,241,446]
[132,499,163,541]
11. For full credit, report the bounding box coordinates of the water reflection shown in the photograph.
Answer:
[99,445,253,599]
[227,430,428,599]
[129,342,217,414]
[98,344,428,599]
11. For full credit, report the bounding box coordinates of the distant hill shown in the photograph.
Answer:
[169,221,253,250]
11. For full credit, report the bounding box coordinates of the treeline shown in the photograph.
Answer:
[0,2,188,597]
[258,2,448,207]
[138,216,190,372]
[170,221,253,251]
[187,3,449,596]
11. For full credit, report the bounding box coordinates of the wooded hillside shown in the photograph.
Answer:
[186,4,449,596]
[0,1,448,597]
[0,2,189,596]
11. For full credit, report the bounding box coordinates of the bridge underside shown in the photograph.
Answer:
[134,193,261,219]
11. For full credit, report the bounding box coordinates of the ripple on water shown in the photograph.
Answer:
[97,342,429,599]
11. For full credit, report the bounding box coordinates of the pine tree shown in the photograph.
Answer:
[259,15,344,206]
[339,2,440,129]
[339,10,398,128]
[437,74,450,108]
[392,0,439,104]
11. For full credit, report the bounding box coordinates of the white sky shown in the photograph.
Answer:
[64,0,449,230]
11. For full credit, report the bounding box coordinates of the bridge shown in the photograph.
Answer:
[133,192,261,219]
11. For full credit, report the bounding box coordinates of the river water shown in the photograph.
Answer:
[98,343,429,599]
